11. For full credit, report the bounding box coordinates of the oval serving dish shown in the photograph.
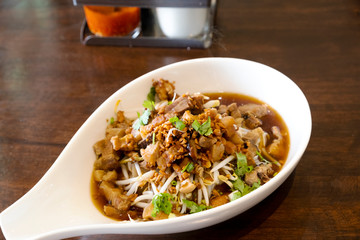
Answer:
[0,58,312,240]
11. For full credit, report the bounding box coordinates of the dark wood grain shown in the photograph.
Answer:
[1,0,359,239]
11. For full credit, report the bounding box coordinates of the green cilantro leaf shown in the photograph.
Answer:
[192,117,213,136]
[147,86,156,102]
[109,117,115,124]
[234,152,252,177]
[143,100,155,111]
[151,193,173,217]
[169,116,186,131]
[132,109,152,130]
[230,191,242,201]
[182,199,210,214]
[231,179,261,200]
[232,178,245,193]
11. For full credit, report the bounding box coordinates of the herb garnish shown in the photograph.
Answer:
[143,100,155,111]
[109,117,115,124]
[132,109,152,130]
[230,152,261,201]
[152,193,173,217]
[192,117,213,136]
[169,116,186,131]
[231,179,261,201]
[147,86,156,102]
[181,162,194,173]
[234,152,253,177]
[182,199,211,214]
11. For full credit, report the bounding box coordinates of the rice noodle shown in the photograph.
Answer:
[179,193,187,214]
[142,191,154,195]
[159,171,177,193]
[116,170,155,186]
[171,92,177,102]
[198,177,209,206]
[134,202,150,208]
[213,170,220,185]
[221,165,233,171]
[133,194,154,204]
[197,188,202,205]
[120,164,129,179]
[151,182,159,195]
[126,182,139,195]
[223,169,237,181]
[175,180,180,194]
[134,162,142,176]
[210,155,235,173]
[237,127,250,137]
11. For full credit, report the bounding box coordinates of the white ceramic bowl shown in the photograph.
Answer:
[0,58,312,240]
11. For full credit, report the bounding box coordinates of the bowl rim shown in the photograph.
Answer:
[0,57,312,239]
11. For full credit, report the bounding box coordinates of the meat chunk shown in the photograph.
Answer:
[238,104,268,129]
[93,139,113,158]
[243,112,262,129]
[180,179,197,193]
[198,136,217,148]
[243,141,257,167]
[244,163,274,186]
[267,126,285,158]
[102,170,117,182]
[111,134,137,151]
[140,142,160,167]
[156,156,167,171]
[172,163,189,181]
[152,79,175,101]
[162,144,185,165]
[243,127,265,146]
[210,195,229,208]
[218,105,228,114]
[227,103,242,118]
[142,203,169,220]
[105,126,126,140]
[181,110,195,124]
[220,116,236,137]
[210,141,225,162]
[224,140,236,154]
[94,153,119,170]
[137,133,153,149]
[165,95,191,114]
[94,170,105,182]
[187,139,198,160]
[238,104,268,118]
[189,93,205,114]
[99,181,137,212]
[228,132,243,145]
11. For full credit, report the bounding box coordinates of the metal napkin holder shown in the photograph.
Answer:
[73,0,217,48]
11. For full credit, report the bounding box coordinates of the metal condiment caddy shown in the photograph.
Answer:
[73,0,217,48]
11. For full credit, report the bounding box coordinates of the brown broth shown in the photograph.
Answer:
[205,92,290,171]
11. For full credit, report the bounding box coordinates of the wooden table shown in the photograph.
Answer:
[1,0,359,239]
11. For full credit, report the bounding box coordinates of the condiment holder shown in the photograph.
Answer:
[73,0,217,48]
